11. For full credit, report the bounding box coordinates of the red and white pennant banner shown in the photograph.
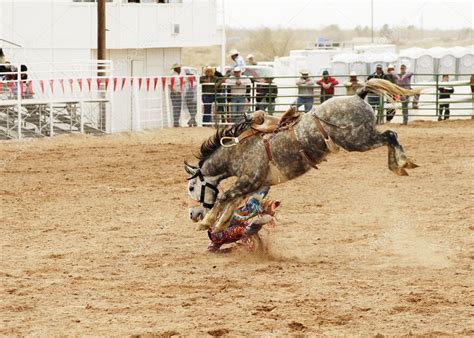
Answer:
[4,76,197,95]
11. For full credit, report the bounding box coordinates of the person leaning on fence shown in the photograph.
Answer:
[217,67,251,123]
[229,49,246,73]
[438,74,454,121]
[169,63,183,127]
[383,64,397,122]
[344,71,363,96]
[293,70,315,113]
[366,64,385,113]
[396,64,417,125]
[316,70,339,103]
[256,77,278,115]
[199,66,219,125]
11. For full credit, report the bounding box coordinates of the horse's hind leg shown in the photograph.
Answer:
[381,130,418,175]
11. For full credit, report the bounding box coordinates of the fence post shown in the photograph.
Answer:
[435,74,439,120]
[16,64,22,139]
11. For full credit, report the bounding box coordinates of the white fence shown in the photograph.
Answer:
[0,60,202,139]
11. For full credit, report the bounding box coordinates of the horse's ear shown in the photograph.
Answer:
[184,161,198,176]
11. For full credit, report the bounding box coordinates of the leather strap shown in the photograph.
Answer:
[290,126,318,170]
[314,116,330,140]
[263,136,273,162]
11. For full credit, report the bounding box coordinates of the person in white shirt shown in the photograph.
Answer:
[169,63,183,127]
[217,67,251,123]
[229,49,246,73]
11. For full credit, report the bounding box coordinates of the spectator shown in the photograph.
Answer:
[294,70,315,112]
[316,70,339,103]
[0,48,6,74]
[169,63,183,127]
[229,49,246,73]
[396,64,417,125]
[366,64,385,113]
[438,74,454,121]
[182,67,197,127]
[247,54,257,66]
[383,65,397,122]
[199,66,219,125]
[344,71,362,95]
[218,67,251,123]
[256,77,278,115]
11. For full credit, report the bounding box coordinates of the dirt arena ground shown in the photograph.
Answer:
[1,120,473,336]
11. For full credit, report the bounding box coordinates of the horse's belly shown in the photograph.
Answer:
[264,163,289,185]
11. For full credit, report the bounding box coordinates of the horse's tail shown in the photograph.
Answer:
[357,78,422,101]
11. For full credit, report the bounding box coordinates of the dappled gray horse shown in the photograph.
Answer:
[185,79,419,233]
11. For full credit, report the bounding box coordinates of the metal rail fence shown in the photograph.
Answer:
[200,73,474,128]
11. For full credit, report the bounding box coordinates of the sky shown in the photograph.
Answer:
[223,0,473,30]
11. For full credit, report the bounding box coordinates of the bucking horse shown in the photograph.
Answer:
[185,79,420,233]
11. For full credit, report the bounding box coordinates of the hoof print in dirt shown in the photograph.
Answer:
[288,321,307,332]
[207,328,230,336]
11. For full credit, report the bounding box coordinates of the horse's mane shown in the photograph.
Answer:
[198,121,250,167]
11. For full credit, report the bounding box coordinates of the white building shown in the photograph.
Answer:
[0,0,219,75]
[0,0,221,134]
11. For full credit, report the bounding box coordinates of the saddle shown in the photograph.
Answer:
[220,107,300,147]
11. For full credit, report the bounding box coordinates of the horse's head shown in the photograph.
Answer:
[184,162,219,222]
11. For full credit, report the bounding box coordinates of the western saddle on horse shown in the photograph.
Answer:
[220,107,340,161]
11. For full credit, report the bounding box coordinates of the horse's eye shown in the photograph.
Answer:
[189,186,194,192]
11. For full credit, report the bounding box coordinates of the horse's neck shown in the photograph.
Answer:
[201,148,232,181]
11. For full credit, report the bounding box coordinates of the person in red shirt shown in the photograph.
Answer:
[316,70,339,103]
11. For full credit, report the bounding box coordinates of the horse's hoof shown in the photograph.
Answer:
[405,159,419,169]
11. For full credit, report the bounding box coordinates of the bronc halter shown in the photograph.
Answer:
[187,168,219,209]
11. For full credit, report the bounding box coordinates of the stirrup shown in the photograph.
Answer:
[220,136,239,148]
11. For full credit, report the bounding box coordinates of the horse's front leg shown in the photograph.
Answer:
[199,174,264,233]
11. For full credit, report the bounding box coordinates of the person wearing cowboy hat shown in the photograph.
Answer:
[293,70,315,112]
[169,63,184,127]
[217,66,251,123]
[246,54,257,66]
[344,71,363,96]
[199,66,219,125]
[229,49,246,73]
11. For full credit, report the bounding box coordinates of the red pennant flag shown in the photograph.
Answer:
[96,78,101,90]
[138,78,143,91]
[105,78,110,91]
[179,76,184,91]
[153,77,158,91]
[19,81,25,95]
[146,78,151,91]
[49,79,55,94]
[59,79,65,93]
[39,80,45,94]
[113,78,118,92]
[77,79,83,92]
[161,77,166,90]
[189,76,195,88]
[130,78,134,87]
[86,78,92,92]
[27,80,33,94]
[170,77,175,90]
[69,79,74,92]
[121,78,126,91]
[7,81,14,93]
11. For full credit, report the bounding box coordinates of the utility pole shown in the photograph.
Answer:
[98,0,106,75]
[371,0,374,44]
[220,0,226,73]
[97,0,106,131]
